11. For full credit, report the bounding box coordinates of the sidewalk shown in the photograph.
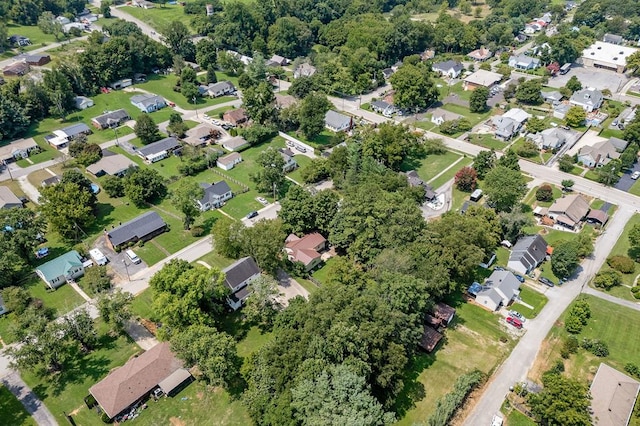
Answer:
[1,372,58,426]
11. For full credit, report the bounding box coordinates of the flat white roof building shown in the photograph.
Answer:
[581,41,638,73]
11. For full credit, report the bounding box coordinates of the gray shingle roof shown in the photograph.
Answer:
[92,109,130,127]
[62,123,91,138]
[325,110,351,129]
[137,137,180,158]
[509,235,548,272]
[222,257,260,291]
[199,181,231,205]
[107,211,166,247]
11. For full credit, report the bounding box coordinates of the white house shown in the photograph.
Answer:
[370,100,397,117]
[222,257,261,310]
[197,181,233,211]
[222,136,250,152]
[45,123,92,149]
[570,88,604,112]
[204,81,235,98]
[508,54,541,70]
[508,235,548,275]
[432,60,464,78]
[293,63,316,79]
[325,110,352,132]
[131,93,166,113]
[431,108,462,126]
[474,270,521,311]
[217,152,242,170]
[35,250,85,289]
[74,96,94,110]
[279,148,298,172]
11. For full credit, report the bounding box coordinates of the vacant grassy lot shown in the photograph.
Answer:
[396,295,515,425]
[0,385,37,426]
[468,133,508,151]
[21,322,140,426]
[122,4,195,32]
[136,74,237,110]
[287,155,311,184]
[286,130,337,149]
[401,150,462,182]
[441,103,493,127]
[530,295,640,393]
[430,157,473,188]
[594,213,640,300]
[511,285,548,319]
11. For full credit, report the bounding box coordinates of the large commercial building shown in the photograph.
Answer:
[581,41,638,74]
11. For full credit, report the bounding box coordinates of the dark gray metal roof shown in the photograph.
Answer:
[222,257,260,291]
[137,137,180,158]
[107,211,166,246]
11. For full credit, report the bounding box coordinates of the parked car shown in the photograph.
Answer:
[515,274,525,283]
[539,277,555,287]
[246,211,258,219]
[491,414,504,426]
[294,144,307,153]
[494,266,505,271]
[89,248,108,266]
[509,311,526,322]
[632,171,640,180]
[35,247,50,259]
[506,316,523,329]
[256,197,268,206]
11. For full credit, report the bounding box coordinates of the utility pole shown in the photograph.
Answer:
[193,96,198,118]
[122,259,130,282]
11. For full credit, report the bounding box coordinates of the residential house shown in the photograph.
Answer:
[508,54,541,70]
[223,108,248,126]
[279,148,298,172]
[371,100,397,117]
[382,68,394,80]
[472,270,521,311]
[222,136,250,152]
[293,63,316,79]
[527,127,572,150]
[603,33,624,45]
[41,175,61,187]
[136,137,181,163]
[541,91,564,104]
[404,170,437,201]
[3,62,29,76]
[130,93,166,113]
[106,211,168,250]
[0,138,39,164]
[467,47,493,61]
[15,53,51,66]
[91,109,130,129]
[269,55,289,66]
[35,250,85,289]
[86,154,137,177]
[432,60,464,78]
[275,94,297,109]
[132,0,155,8]
[226,50,253,65]
[45,123,92,149]
[325,110,352,132]
[110,79,133,90]
[90,342,192,421]
[74,96,94,110]
[508,234,548,275]
[56,16,71,25]
[0,186,23,209]
[419,326,443,353]
[431,108,462,126]
[62,22,85,34]
[548,194,590,229]
[463,70,502,91]
[524,23,541,34]
[197,181,233,211]
[204,81,235,98]
[581,41,638,74]
[491,108,531,140]
[285,233,327,271]
[578,139,628,168]
[590,363,640,426]
[570,88,604,112]
[222,257,261,310]
[217,152,242,170]
[553,103,571,120]
[617,107,637,128]
[182,123,217,147]
[185,61,200,72]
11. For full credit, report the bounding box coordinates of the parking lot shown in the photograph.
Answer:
[93,235,148,280]
[546,65,629,93]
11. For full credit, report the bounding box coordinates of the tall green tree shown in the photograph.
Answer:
[551,239,580,279]
[124,168,167,207]
[212,217,245,258]
[64,308,97,352]
[267,16,313,58]
[515,79,543,104]
[161,21,195,61]
[483,166,527,212]
[171,179,204,229]
[565,75,582,93]
[298,92,331,140]
[469,86,489,113]
[250,147,286,194]
[565,106,586,128]
[389,64,439,110]
[39,182,95,240]
[243,276,282,329]
[473,149,497,179]
[241,219,286,275]
[0,208,46,263]
[134,113,161,145]
[497,148,520,171]
[97,289,134,334]
[243,81,276,124]
[528,373,591,426]
[8,321,74,375]
[38,11,63,41]
[0,96,30,141]
[361,123,420,171]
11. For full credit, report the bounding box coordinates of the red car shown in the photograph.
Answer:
[506,316,523,329]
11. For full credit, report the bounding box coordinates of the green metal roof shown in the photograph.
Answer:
[36,250,83,282]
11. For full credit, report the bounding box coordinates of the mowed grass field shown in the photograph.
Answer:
[122,4,196,32]
[396,296,516,425]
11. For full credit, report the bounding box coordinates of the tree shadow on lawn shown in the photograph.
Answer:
[1,380,42,425]
[199,215,219,235]
[85,203,116,236]
[393,350,434,418]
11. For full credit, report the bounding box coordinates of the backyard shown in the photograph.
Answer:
[136,74,238,110]
[400,150,463,183]
[395,295,516,425]
[511,285,548,319]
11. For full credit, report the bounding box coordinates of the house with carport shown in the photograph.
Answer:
[106,211,167,251]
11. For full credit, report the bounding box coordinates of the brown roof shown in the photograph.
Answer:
[285,233,326,266]
[587,209,609,225]
[433,302,456,324]
[223,108,247,124]
[419,326,442,352]
[590,363,640,426]
[90,342,184,419]
[3,62,29,76]
[549,194,590,223]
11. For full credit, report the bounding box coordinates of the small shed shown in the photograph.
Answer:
[419,326,443,353]
[586,209,609,226]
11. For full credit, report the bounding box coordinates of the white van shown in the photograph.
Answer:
[89,248,108,266]
[126,249,141,265]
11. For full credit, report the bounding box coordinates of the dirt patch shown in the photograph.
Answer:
[196,392,204,400]
[140,318,158,335]
[170,417,186,426]
[528,336,560,382]
[69,405,84,416]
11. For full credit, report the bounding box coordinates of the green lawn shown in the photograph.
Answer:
[504,405,536,426]
[524,184,563,208]
[429,157,473,188]
[26,277,85,316]
[21,322,141,426]
[531,295,640,388]
[287,155,312,184]
[441,103,492,127]
[15,148,61,167]
[396,294,516,425]
[286,130,336,149]
[121,4,195,32]
[468,133,508,151]
[130,288,156,321]
[629,180,640,197]
[400,150,462,182]
[294,277,320,294]
[136,74,237,110]
[594,213,640,299]
[236,326,274,359]
[311,257,336,285]
[0,385,37,426]
[511,285,548,319]
[2,23,59,57]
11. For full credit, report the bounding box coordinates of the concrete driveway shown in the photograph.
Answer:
[241,203,281,227]
[93,235,147,281]
[276,270,309,306]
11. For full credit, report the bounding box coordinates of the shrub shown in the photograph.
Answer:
[564,299,590,334]
[428,370,485,426]
[581,339,609,357]
[454,166,477,191]
[607,256,635,274]
[535,184,554,202]
[594,270,623,289]
[560,335,579,358]
[517,140,539,158]
[190,226,204,237]
[548,360,565,374]
[625,363,640,378]
[103,176,125,198]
